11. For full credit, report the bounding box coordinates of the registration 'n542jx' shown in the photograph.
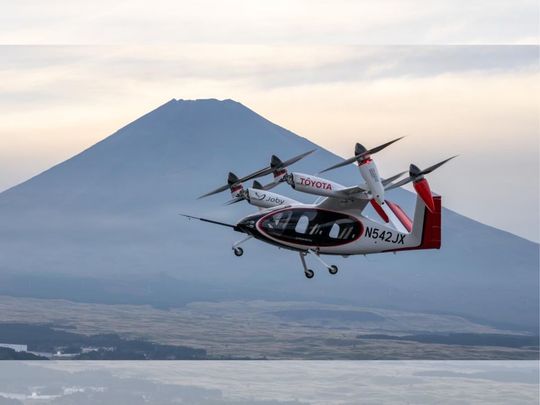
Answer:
[364,227,405,244]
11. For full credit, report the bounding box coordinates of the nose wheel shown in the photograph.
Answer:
[304,269,315,279]
[232,236,252,257]
[233,247,244,257]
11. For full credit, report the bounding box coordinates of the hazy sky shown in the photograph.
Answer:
[0,1,539,241]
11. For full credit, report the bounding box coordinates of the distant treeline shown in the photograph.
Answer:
[358,333,540,349]
[0,323,207,360]
[0,347,47,360]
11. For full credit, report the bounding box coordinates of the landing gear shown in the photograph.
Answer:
[299,250,340,278]
[232,236,251,258]
[299,252,315,279]
[309,249,339,276]
[233,247,244,257]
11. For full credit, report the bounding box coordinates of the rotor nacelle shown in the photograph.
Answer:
[288,172,347,198]
[320,137,404,206]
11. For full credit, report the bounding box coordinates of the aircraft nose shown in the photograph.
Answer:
[237,217,257,232]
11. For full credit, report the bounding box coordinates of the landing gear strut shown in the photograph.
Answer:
[299,250,339,278]
[299,252,315,279]
[232,236,251,257]
[309,249,339,275]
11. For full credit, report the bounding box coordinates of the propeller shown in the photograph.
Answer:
[385,156,457,191]
[271,149,316,171]
[319,137,404,174]
[198,149,316,199]
[198,172,246,199]
[224,179,277,205]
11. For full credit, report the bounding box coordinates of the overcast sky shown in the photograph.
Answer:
[0,1,538,241]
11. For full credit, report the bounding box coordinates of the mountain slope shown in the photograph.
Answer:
[0,99,537,331]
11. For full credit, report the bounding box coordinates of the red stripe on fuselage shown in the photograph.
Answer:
[370,199,389,223]
[385,200,412,232]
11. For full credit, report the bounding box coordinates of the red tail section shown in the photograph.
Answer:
[385,195,441,252]
[413,178,435,212]
[419,195,441,249]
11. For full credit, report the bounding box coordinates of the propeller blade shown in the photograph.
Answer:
[382,171,407,186]
[320,137,404,174]
[366,136,404,155]
[199,150,316,198]
[262,181,279,191]
[384,156,457,191]
[419,155,458,176]
[319,155,359,174]
[198,168,270,199]
[224,196,245,205]
[279,149,316,168]
[198,184,231,199]
[385,176,413,191]
[237,167,274,183]
[253,179,279,191]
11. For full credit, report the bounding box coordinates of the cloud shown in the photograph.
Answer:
[0,1,538,45]
[1,45,537,101]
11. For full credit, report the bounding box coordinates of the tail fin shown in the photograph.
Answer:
[386,189,441,252]
[409,193,441,249]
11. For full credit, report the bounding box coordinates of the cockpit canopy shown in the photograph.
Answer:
[258,208,362,247]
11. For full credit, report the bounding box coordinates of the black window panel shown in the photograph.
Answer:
[260,209,360,246]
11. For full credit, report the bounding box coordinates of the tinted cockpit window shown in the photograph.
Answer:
[329,223,339,238]
[295,215,309,234]
[263,210,293,236]
[259,209,361,246]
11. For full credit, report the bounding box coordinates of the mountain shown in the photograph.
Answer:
[0,99,537,331]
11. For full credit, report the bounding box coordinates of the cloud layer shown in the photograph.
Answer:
[1,0,538,45]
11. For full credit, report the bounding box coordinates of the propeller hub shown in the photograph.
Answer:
[227,172,240,185]
[355,143,367,156]
[270,155,283,168]
[409,164,422,178]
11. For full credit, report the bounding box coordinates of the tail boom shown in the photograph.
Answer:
[384,195,441,252]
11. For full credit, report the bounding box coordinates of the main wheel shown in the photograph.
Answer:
[304,269,315,279]
[233,247,244,257]
[328,265,338,275]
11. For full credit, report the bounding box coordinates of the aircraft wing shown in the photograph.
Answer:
[315,196,370,212]
[337,184,368,196]
[331,171,405,197]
